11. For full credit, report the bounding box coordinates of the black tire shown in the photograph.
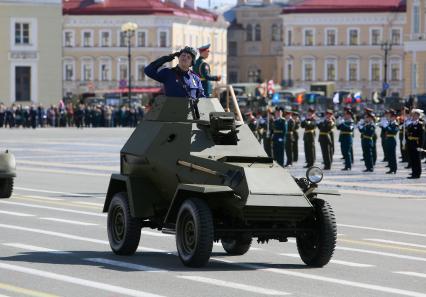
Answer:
[221,235,252,255]
[296,198,336,267]
[0,178,13,199]
[176,198,214,267]
[107,192,141,255]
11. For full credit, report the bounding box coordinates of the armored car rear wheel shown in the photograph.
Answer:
[0,178,13,199]
[296,198,336,267]
[176,198,213,267]
[221,235,252,255]
[107,192,141,255]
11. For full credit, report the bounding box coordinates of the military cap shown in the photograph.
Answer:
[198,44,211,52]
[366,112,375,119]
[308,107,315,113]
[411,108,424,115]
[343,106,351,111]
[326,109,334,115]
[364,107,373,114]
[345,109,353,116]
[292,111,299,116]
[384,109,390,114]
[284,106,292,114]
[389,109,397,116]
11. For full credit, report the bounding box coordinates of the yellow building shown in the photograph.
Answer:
[63,0,228,97]
[0,0,62,106]
[282,0,406,98]
[404,0,426,96]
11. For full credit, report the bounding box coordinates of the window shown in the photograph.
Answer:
[413,3,420,34]
[371,63,381,81]
[248,67,261,83]
[246,24,253,41]
[348,62,358,81]
[287,30,292,46]
[99,58,111,81]
[64,61,74,81]
[64,31,74,47]
[326,29,336,46]
[325,61,336,81]
[82,31,92,47]
[391,29,401,45]
[228,41,237,56]
[303,60,314,81]
[228,71,238,84]
[349,29,359,45]
[82,62,93,81]
[287,63,292,80]
[391,63,400,81]
[159,31,168,47]
[272,24,280,41]
[15,23,30,45]
[255,24,261,41]
[137,31,146,47]
[371,29,381,45]
[304,29,314,46]
[411,64,417,90]
[100,31,110,47]
[119,63,128,80]
[119,32,126,47]
[137,64,145,81]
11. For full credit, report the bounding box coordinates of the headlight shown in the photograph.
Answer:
[306,166,323,184]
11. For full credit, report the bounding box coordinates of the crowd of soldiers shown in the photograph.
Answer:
[0,102,144,129]
[247,106,426,179]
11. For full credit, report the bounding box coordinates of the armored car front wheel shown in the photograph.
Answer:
[176,198,213,267]
[107,192,141,255]
[296,198,336,267]
[221,235,252,255]
[0,178,13,199]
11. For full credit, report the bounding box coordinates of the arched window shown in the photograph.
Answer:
[255,24,261,41]
[246,24,253,41]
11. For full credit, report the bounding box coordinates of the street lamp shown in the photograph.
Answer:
[121,22,138,103]
[380,40,393,97]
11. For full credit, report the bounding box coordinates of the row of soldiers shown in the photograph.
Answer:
[247,106,425,179]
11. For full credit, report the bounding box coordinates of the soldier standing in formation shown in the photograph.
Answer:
[284,109,295,167]
[406,109,424,179]
[272,107,287,167]
[317,109,335,170]
[384,109,399,174]
[301,107,316,168]
[337,109,354,171]
[379,110,390,163]
[358,112,376,172]
[193,44,221,98]
[292,111,300,163]
[398,107,409,163]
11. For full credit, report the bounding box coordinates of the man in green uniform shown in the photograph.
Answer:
[317,109,335,170]
[385,109,399,174]
[193,44,221,97]
[301,107,316,168]
[358,112,376,172]
[337,110,354,171]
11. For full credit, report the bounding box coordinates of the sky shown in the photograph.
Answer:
[197,0,237,9]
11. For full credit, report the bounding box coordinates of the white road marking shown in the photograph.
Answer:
[19,167,109,177]
[0,263,165,297]
[211,258,426,297]
[336,246,426,262]
[3,243,71,254]
[338,223,426,238]
[0,201,105,217]
[39,218,98,226]
[17,195,64,201]
[0,210,35,217]
[84,258,167,272]
[72,201,103,207]
[212,242,261,250]
[280,253,374,267]
[17,160,117,171]
[394,272,426,279]
[0,294,12,297]
[142,230,171,237]
[178,276,290,296]
[14,187,103,198]
[364,238,426,249]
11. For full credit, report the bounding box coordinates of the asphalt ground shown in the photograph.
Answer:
[0,127,425,297]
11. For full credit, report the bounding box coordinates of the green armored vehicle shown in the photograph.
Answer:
[0,150,16,198]
[103,96,337,267]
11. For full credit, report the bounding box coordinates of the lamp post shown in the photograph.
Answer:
[121,22,138,103]
[380,40,393,97]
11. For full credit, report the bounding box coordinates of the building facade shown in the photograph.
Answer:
[0,0,62,106]
[282,0,406,98]
[62,0,228,97]
[404,0,426,96]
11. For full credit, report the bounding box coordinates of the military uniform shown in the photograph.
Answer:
[384,118,399,174]
[337,116,354,170]
[292,113,300,162]
[284,114,295,166]
[317,114,335,170]
[301,113,316,168]
[359,119,376,172]
[406,111,424,178]
[263,114,274,158]
[272,116,287,166]
[193,44,220,97]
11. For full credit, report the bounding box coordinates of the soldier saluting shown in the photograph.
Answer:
[406,109,424,179]
[193,44,221,97]
[317,109,335,170]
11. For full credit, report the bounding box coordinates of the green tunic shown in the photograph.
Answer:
[193,56,220,97]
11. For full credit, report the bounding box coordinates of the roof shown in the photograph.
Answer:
[283,0,406,13]
[63,0,217,21]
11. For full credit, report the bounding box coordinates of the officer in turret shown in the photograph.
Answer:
[272,107,287,167]
[144,47,205,100]
[358,112,376,172]
[384,109,399,174]
[337,109,355,171]
[193,44,221,97]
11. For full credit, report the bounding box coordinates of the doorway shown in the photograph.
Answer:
[15,66,31,101]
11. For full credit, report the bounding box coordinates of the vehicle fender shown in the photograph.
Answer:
[163,183,235,225]
[0,151,16,178]
[103,174,128,213]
